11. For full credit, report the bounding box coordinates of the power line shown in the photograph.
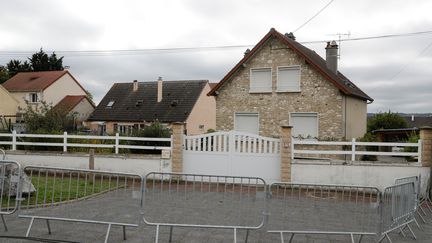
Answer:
[293,0,336,33]
[1,30,432,57]
[389,40,432,80]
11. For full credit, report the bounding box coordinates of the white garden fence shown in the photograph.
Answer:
[0,130,171,154]
[293,138,421,162]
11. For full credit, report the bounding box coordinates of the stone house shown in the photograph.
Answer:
[208,28,373,140]
[86,78,216,135]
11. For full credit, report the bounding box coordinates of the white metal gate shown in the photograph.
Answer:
[183,131,281,183]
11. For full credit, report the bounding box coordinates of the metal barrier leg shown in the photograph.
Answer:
[1,215,8,231]
[279,232,284,243]
[46,219,51,234]
[104,223,112,243]
[244,229,249,243]
[417,210,426,223]
[233,228,237,243]
[25,217,35,237]
[406,224,417,240]
[398,227,406,237]
[350,234,355,243]
[419,205,427,216]
[122,225,126,240]
[168,226,173,243]
[358,234,364,243]
[154,224,160,243]
[288,233,295,243]
[413,218,421,229]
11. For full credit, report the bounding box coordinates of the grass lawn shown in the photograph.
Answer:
[1,174,119,209]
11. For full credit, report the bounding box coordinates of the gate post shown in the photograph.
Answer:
[280,126,293,182]
[420,126,432,167]
[171,122,185,173]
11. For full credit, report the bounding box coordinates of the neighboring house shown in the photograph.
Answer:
[0,85,19,129]
[87,78,216,135]
[208,28,373,139]
[1,70,94,128]
[372,115,432,141]
[53,95,96,128]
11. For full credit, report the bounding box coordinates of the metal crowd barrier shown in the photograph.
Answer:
[266,182,380,243]
[141,172,267,243]
[395,175,426,224]
[18,166,142,243]
[378,181,417,243]
[0,159,23,232]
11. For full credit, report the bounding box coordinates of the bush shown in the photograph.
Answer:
[128,122,171,154]
[358,132,378,161]
[367,111,407,133]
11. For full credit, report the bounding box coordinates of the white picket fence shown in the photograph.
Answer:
[0,130,171,154]
[293,138,422,162]
[183,131,281,154]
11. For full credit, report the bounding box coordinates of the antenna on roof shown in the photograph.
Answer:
[327,32,350,59]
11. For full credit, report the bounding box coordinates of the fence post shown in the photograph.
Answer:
[171,122,185,173]
[63,131,67,152]
[115,133,119,154]
[419,127,432,167]
[351,138,356,162]
[280,126,293,182]
[12,130,16,151]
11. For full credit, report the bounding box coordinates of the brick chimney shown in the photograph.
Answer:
[157,77,163,102]
[325,41,338,73]
[133,80,138,91]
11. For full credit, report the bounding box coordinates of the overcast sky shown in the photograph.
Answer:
[1,0,431,113]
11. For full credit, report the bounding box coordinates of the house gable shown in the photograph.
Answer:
[214,32,346,138]
[209,28,372,102]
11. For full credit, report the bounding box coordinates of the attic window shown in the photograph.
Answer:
[135,100,143,106]
[106,101,115,108]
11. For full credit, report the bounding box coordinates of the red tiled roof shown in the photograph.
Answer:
[208,28,373,101]
[2,70,82,92]
[53,95,93,114]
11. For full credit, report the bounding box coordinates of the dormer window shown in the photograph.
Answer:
[135,100,143,107]
[106,100,115,108]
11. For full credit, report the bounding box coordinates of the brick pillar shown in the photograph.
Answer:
[171,122,185,173]
[280,125,293,182]
[420,126,432,167]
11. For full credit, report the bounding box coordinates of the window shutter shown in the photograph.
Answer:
[250,68,272,92]
[277,66,301,92]
[290,113,318,138]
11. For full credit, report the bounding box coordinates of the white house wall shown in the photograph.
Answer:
[43,74,86,107]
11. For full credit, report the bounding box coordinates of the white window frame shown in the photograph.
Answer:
[276,65,301,92]
[289,112,319,139]
[249,67,272,93]
[29,93,39,103]
[234,112,260,134]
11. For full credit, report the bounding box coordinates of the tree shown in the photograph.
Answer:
[3,48,64,78]
[6,59,31,77]
[28,48,64,71]
[367,111,408,132]
[0,65,9,84]
[20,102,64,133]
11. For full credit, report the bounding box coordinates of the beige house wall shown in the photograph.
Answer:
[69,98,95,123]
[344,96,367,139]
[9,91,31,110]
[185,83,216,135]
[0,86,18,122]
[44,74,87,107]
[216,37,346,139]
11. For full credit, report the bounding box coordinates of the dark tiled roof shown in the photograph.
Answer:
[2,71,67,91]
[88,80,208,122]
[53,95,94,115]
[208,28,373,101]
[403,116,432,128]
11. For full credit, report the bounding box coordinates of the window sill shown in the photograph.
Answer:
[249,90,272,94]
[276,90,301,93]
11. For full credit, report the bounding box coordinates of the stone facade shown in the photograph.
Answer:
[216,37,345,139]
[420,127,432,167]
[171,122,184,173]
[280,126,292,182]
